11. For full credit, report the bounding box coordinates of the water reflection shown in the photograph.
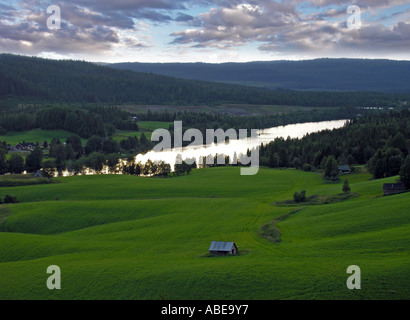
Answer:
[135,119,348,170]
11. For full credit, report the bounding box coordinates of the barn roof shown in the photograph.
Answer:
[338,165,351,171]
[383,183,405,191]
[209,241,236,252]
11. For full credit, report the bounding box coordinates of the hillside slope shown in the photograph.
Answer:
[0,55,408,108]
[0,168,408,300]
[111,59,410,93]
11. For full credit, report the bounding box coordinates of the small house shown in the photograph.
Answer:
[338,165,351,174]
[15,143,35,151]
[209,241,238,256]
[383,183,406,196]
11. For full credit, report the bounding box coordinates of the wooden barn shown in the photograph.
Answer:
[209,241,238,256]
[383,183,406,196]
[338,165,351,174]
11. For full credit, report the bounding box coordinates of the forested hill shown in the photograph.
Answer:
[110,59,410,93]
[0,54,409,108]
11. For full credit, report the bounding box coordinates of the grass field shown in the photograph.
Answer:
[113,121,173,141]
[0,129,80,145]
[0,122,171,146]
[0,167,408,300]
[122,104,313,116]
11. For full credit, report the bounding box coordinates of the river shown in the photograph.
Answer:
[135,119,349,169]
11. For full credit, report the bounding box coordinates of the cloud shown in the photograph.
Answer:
[170,0,410,58]
[175,12,195,22]
[171,2,299,49]
[0,0,409,60]
[0,0,163,57]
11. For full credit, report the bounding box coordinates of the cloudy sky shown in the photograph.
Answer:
[0,0,410,62]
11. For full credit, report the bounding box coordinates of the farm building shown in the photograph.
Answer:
[338,165,351,174]
[209,241,238,256]
[383,183,406,196]
[14,143,35,151]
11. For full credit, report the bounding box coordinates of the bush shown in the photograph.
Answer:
[293,190,307,203]
[302,163,313,172]
[4,195,18,204]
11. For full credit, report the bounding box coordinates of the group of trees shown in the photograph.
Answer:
[44,155,193,179]
[122,159,172,178]
[367,132,408,179]
[0,106,138,139]
[0,131,153,175]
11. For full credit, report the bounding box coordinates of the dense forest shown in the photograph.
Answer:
[111,59,410,92]
[1,54,409,108]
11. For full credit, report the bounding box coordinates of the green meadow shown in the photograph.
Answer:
[0,167,408,300]
[0,121,172,146]
[0,129,79,145]
[113,121,173,142]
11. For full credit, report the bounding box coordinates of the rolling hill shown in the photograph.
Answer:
[0,167,408,300]
[0,54,409,108]
[110,59,410,93]
[0,54,305,106]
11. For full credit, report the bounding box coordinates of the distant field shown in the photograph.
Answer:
[0,174,52,187]
[113,121,173,141]
[0,123,171,146]
[122,104,313,116]
[5,151,29,161]
[0,167,408,300]
[0,129,85,145]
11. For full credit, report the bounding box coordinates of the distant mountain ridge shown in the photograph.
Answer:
[0,54,408,109]
[110,59,410,93]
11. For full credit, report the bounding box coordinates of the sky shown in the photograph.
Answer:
[0,0,409,63]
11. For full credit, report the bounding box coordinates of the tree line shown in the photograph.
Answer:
[0,132,153,175]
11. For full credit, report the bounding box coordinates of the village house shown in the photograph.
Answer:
[13,142,36,151]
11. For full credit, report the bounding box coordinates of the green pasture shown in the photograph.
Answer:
[0,167,408,300]
[113,121,172,142]
[0,122,171,147]
[0,129,79,146]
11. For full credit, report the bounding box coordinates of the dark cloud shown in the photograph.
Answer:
[175,13,195,22]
